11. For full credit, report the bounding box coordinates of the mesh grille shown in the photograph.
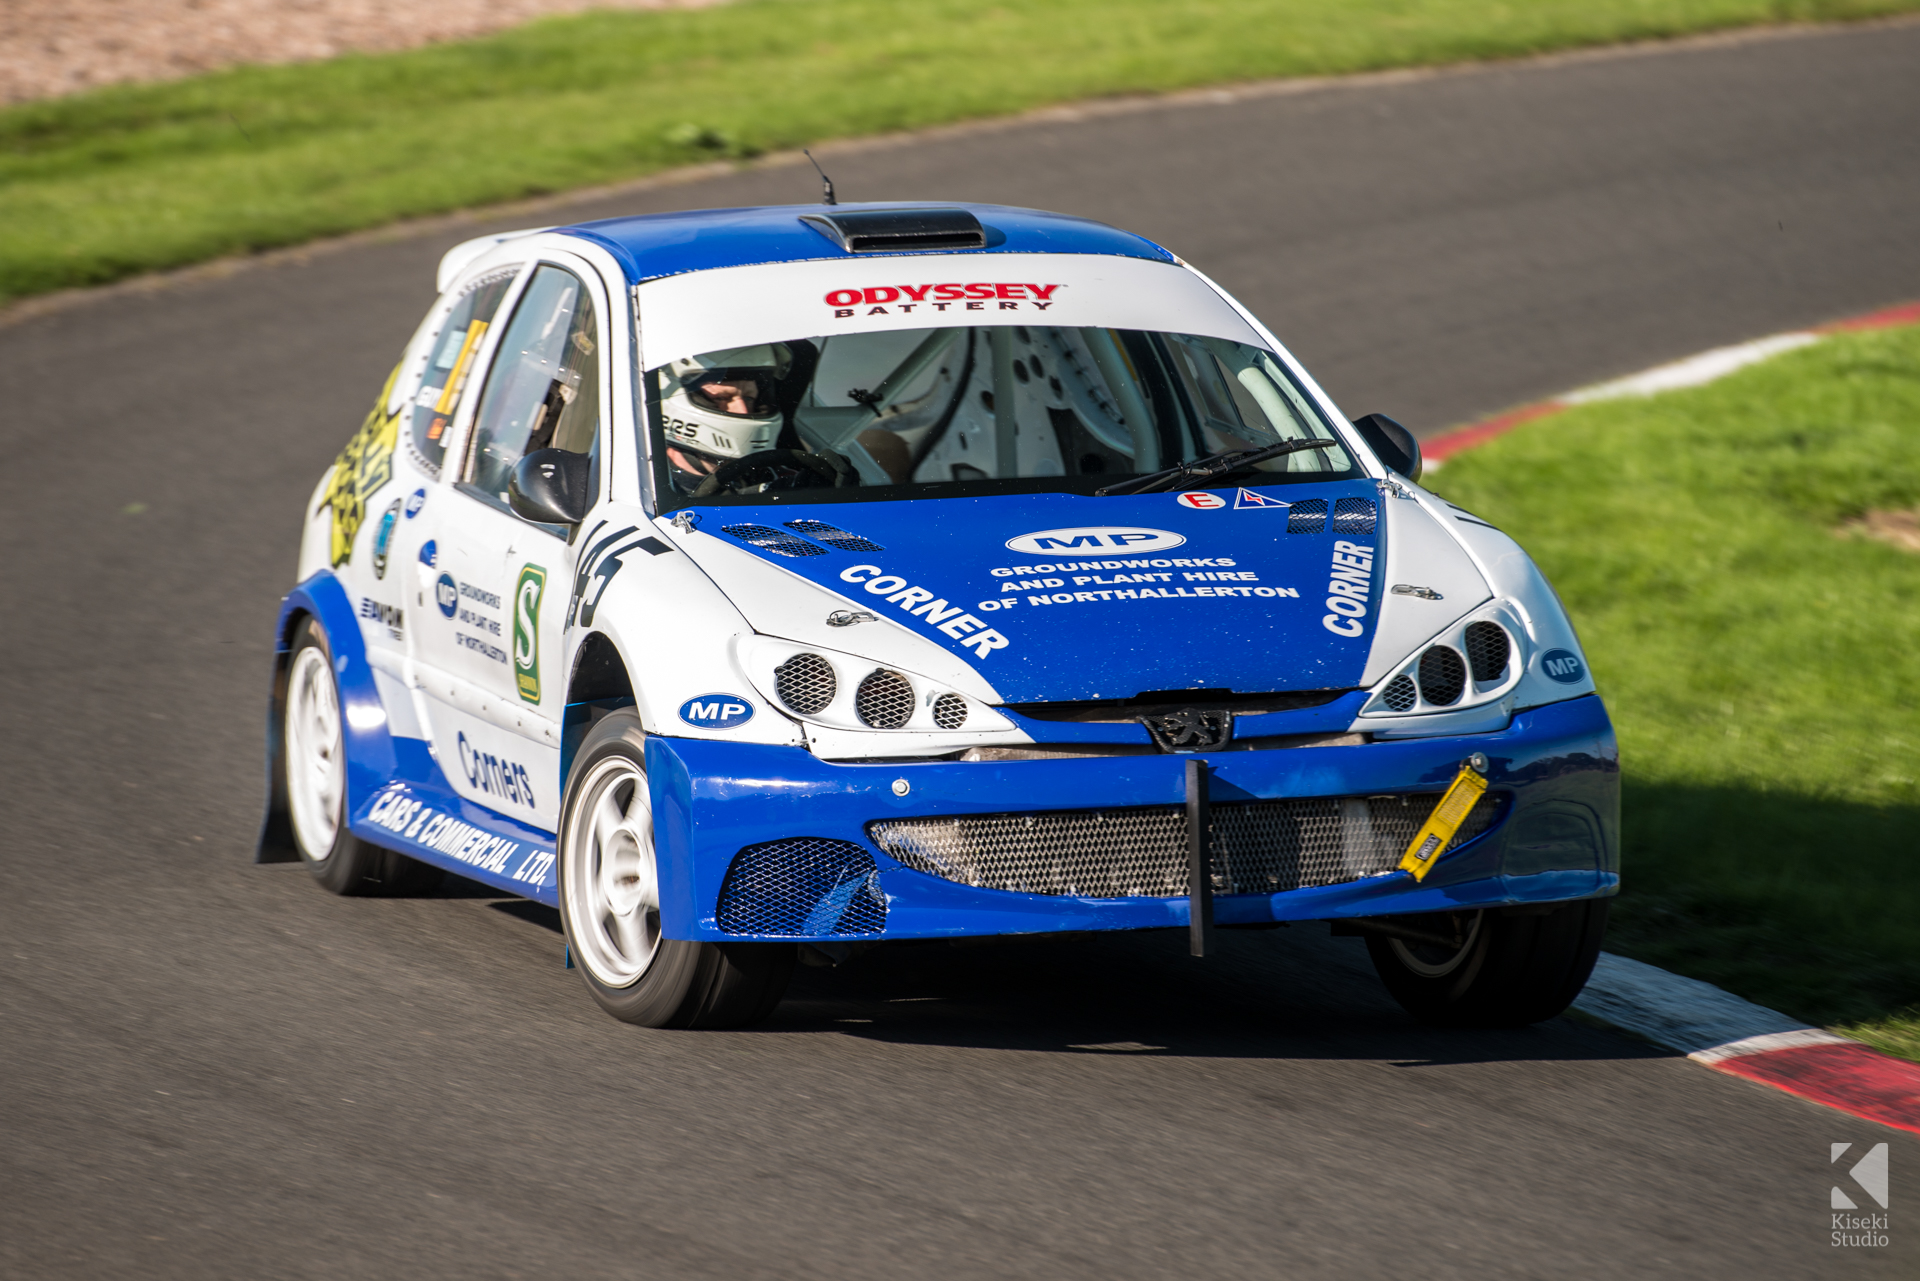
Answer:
[1331,497,1378,534]
[775,652,837,716]
[1464,621,1511,683]
[1287,499,1327,534]
[933,693,968,729]
[1417,646,1466,706]
[1382,674,1418,713]
[721,524,827,557]
[856,669,915,729]
[715,838,887,936]
[870,792,1503,899]
[784,519,884,552]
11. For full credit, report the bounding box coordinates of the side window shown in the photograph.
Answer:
[408,267,519,476]
[464,265,601,505]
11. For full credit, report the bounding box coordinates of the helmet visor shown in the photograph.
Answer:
[681,371,779,418]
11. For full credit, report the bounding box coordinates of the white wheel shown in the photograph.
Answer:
[284,641,345,861]
[561,755,662,988]
[556,710,793,1027]
[276,619,442,896]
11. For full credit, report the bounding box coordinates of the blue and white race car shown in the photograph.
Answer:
[263,202,1617,1029]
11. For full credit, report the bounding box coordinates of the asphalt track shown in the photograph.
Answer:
[3,20,1918,1280]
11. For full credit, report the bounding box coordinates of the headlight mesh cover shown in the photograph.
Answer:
[1417,646,1466,705]
[774,652,836,716]
[1463,621,1510,683]
[932,693,969,729]
[856,669,915,729]
[870,792,1503,899]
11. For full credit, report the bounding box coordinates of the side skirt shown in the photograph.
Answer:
[351,738,559,906]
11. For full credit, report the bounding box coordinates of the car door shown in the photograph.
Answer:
[411,257,608,833]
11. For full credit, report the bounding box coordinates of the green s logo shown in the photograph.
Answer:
[513,564,546,704]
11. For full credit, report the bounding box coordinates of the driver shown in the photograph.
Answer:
[659,344,792,493]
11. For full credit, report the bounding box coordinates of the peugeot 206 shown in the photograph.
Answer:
[263,202,1616,1028]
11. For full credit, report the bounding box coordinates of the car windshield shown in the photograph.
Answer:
[645,325,1358,508]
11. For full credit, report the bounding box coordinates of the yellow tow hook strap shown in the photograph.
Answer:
[1399,754,1490,882]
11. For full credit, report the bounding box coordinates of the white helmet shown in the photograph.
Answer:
[659,344,792,467]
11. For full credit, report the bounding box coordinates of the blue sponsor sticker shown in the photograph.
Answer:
[679,694,755,730]
[405,487,427,518]
[419,539,438,569]
[435,572,458,618]
[371,499,401,579]
[1540,648,1585,684]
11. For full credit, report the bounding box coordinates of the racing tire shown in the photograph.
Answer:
[557,710,794,1028]
[1364,899,1609,1028]
[281,618,444,896]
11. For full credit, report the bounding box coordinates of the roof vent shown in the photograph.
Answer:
[800,208,986,254]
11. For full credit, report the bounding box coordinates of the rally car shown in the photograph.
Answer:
[261,201,1617,1029]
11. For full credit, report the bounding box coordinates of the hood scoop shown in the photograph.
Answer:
[800,208,987,254]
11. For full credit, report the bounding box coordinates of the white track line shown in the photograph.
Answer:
[1414,306,1920,1125]
[1561,332,1821,402]
[1573,952,1855,1062]
[1688,1028,1860,1066]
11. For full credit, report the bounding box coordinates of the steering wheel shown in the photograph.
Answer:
[692,449,851,497]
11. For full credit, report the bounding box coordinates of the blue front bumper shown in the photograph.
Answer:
[647,694,1618,942]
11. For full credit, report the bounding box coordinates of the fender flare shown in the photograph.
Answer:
[257,571,397,863]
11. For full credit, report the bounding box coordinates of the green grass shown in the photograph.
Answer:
[1426,325,1920,1058]
[3,0,1916,304]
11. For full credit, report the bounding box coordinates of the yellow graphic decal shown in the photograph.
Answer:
[422,319,490,445]
[434,320,489,418]
[1398,762,1490,882]
[321,364,403,567]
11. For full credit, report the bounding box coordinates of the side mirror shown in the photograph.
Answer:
[508,448,593,525]
[1351,412,1422,482]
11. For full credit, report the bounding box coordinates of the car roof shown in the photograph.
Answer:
[552,201,1178,285]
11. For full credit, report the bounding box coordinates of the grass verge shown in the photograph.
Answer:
[4,0,1917,304]
[1426,325,1920,1060]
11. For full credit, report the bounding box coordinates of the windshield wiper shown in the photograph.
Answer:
[1094,438,1340,497]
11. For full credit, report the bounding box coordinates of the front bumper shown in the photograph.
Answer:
[646,694,1618,943]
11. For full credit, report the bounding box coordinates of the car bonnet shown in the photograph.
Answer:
[673,485,1403,704]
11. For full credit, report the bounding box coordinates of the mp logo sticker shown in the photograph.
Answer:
[679,695,754,729]
[1004,527,1186,556]
[513,565,546,705]
[1540,648,1585,684]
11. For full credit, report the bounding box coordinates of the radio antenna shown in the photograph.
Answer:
[803,149,837,206]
